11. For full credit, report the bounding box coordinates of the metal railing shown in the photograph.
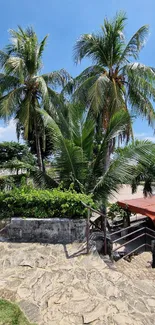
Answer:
[112,224,155,260]
[81,201,155,259]
[81,201,107,254]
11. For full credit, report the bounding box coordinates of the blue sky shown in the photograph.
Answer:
[0,0,155,142]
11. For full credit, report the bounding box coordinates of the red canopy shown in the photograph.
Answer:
[117,196,155,221]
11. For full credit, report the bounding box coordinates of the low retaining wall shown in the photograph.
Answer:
[8,218,87,244]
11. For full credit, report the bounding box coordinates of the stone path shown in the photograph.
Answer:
[116,252,155,280]
[0,242,155,324]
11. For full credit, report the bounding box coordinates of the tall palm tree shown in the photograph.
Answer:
[0,26,71,170]
[73,12,155,145]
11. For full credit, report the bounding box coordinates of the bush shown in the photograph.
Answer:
[0,186,95,219]
[108,202,128,220]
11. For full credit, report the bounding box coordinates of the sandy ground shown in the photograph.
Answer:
[109,184,144,203]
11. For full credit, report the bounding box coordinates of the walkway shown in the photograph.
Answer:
[0,242,155,325]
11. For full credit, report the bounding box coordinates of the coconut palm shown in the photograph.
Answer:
[72,12,155,144]
[0,26,71,170]
[36,104,155,208]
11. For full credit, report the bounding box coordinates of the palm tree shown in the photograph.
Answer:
[0,26,71,171]
[32,103,155,235]
[72,12,155,146]
[37,103,155,205]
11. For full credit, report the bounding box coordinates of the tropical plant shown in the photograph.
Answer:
[116,141,155,196]
[108,202,129,221]
[0,186,94,219]
[72,12,155,146]
[0,141,35,166]
[0,26,71,170]
[0,142,36,190]
[36,103,155,209]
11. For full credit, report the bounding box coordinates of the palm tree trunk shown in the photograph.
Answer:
[34,119,43,171]
[101,143,111,255]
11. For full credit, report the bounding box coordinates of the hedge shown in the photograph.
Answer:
[0,187,95,219]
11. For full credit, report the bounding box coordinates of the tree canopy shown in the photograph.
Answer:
[0,14,155,205]
[72,12,155,143]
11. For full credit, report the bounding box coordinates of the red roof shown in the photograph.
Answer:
[117,196,155,221]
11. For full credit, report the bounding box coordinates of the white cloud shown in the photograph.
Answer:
[143,136,155,142]
[135,132,155,143]
[0,119,18,142]
[134,133,147,138]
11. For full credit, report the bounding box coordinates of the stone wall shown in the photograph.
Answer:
[8,218,87,244]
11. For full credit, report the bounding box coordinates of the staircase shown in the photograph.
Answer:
[116,252,155,280]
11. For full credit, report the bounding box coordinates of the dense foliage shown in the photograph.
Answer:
[108,202,129,220]
[0,13,155,216]
[0,142,35,165]
[0,174,28,191]
[73,12,155,141]
[0,142,35,190]
[0,27,70,170]
[0,186,95,219]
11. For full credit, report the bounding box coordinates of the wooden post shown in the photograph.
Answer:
[151,240,155,268]
[104,215,107,255]
[122,210,131,238]
[86,208,90,254]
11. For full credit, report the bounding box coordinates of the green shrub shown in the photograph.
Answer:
[108,202,128,220]
[0,186,95,219]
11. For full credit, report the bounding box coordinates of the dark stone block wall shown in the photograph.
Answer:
[8,218,87,244]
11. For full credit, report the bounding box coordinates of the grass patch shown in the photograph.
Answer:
[0,299,36,325]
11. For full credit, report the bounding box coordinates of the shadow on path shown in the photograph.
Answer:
[63,244,87,259]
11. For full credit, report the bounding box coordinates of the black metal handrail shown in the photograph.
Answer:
[111,220,146,236]
[145,227,155,234]
[146,232,155,240]
[113,233,145,253]
[113,227,155,260]
[81,201,155,258]
[120,243,146,260]
[113,227,145,243]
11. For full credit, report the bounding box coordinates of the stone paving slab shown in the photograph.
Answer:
[0,242,155,324]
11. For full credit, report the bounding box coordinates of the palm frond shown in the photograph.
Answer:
[74,12,126,67]
[73,75,98,105]
[67,103,95,159]
[36,76,49,108]
[93,140,155,202]
[74,33,109,66]
[38,35,48,60]
[0,73,20,92]
[88,74,110,113]
[0,88,22,120]
[92,110,132,179]
[42,69,72,88]
[128,84,155,127]
[119,25,149,64]
[31,169,59,189]
[4,57,26,82]
[0,50,9,68]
